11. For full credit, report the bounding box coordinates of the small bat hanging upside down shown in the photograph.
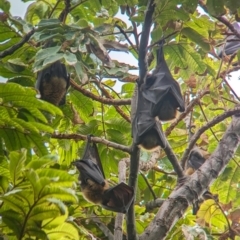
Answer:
[73,136,134,213]
[35,61,70,106]
[185,146,218,214]
[131,40,185,151]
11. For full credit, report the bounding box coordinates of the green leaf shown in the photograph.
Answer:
[206,0,225,16]
[0,0,10,13]
[45,222,78,240]
[181,27,210,52]
[9,150,26,185]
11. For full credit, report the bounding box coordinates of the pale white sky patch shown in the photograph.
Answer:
[2,0,240,97]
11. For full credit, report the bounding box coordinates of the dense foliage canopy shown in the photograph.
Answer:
[1,0,240,239]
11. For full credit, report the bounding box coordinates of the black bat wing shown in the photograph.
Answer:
[73,159,105,186]
[142,43,185,116]
[102,182,134,213]
[131,85,166,148]
[82,136,105,179]
[218,22,240,57]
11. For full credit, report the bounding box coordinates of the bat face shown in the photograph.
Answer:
[36,61,70,106]
[156,94,180,121]
[188,149,205,170]
[139,128,164,151]
[102,182,134,213]
[185,147,206,176]
[141,44,185,121]
[131,85,166,151]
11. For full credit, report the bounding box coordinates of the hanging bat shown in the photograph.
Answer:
[185,146,206,175]
[131,84,167,151]
[73,137,134,213]
[218,22,240,58]
[141,40,185,121]
[36,61,70,106]
[185,146,218,214]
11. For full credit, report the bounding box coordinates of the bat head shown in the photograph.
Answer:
[187,147,206,170]
[139,128,163,151]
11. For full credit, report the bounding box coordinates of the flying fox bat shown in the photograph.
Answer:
[185,146,218,214]
[131,84,167,151]
[36,61,70,106]
[141,40,185,121]
[73,137,134,213]
[185,146,206,175]
[218,22,240,58]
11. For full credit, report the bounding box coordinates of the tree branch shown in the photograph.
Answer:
[58,0,71,23]
[0,29,35,58]
[114,160,126,240]
[70,79,131,106]
[215,16,240,39]
[138,0,155,85]
[93,81,131,122]
[127,145,140,240]
[48,0,61,18]
[145,198,165,212]
[180,107,240,169]
[91,214,114,240]
[51,133,131,154]
[140,114,240,240]
[163,140,184,179]
[140,172,157,199]
[115,25,138,54]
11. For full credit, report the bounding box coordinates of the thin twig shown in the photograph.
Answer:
[138,0,155,85]
[198,102,219,142]
[115,25,138,54]
[51,133,132,153]
[165,90,210,136]
[93,81,131,122]
[163,140,184,179]
[48,0,61,18]
[91,214,114,240]
[69,0,88,11]
[222,76,240,101]
[70,79,131,106]
[180,107,240,169]
[0,29,35,58]
[215,16,240,39]
[145,198,165,212]
[140,172,157,200]
[152,166,176,175]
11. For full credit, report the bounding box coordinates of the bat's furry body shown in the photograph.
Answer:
[131,40,185,151]
[73,138,134,213]
[36,61,70,105]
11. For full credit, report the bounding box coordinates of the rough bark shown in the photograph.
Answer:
[139,114,240,240]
